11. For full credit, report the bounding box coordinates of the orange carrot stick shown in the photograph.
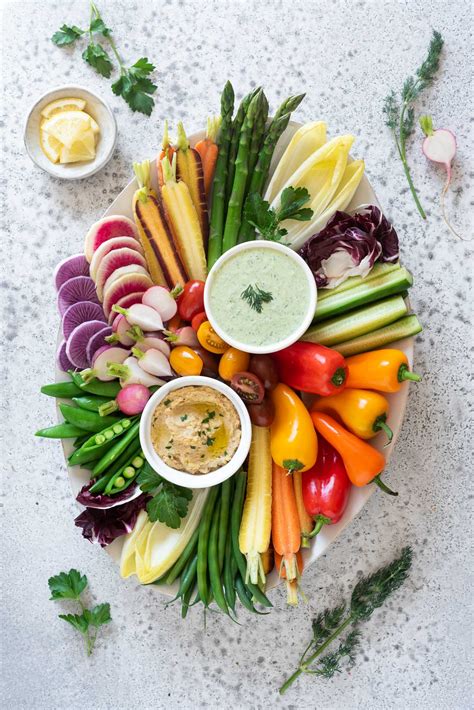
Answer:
[274,550,303,579]
[271,462,302,605]
[195,116,221,197]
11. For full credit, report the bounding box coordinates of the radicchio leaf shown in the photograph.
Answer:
[299,205,399,288]
[76,480,140,509]
[75,494,148,547]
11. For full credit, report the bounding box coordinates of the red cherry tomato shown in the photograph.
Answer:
[178,280,205,322]
[247,397,275,426]
[230,371,265,404]
[191,311,207,331]
[249,354,279,391]
[192,346,219,374]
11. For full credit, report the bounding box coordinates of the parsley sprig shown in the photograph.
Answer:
[383,31,444,218]
[243,186,313,242]
[137,461,193,529]
[279,547,413,694]
[241,284,274,313]
[48,569,111,656]
[52,1,157,115]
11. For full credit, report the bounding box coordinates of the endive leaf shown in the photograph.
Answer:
[266,121,327,203]
[120,510,149,579]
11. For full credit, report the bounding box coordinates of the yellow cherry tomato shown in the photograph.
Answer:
[170,346,203,376]
[197,321,229,354]
[270,383,318,473]
[218,347,250,381]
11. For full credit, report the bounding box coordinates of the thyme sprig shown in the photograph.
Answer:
[383,31,444,218]
[279,547,413,694]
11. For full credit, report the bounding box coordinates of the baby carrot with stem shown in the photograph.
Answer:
[195,116,221,197]
[272,462,302,606]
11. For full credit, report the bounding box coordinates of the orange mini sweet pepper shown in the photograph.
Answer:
[311,388,393,444]
[345,349,421,393]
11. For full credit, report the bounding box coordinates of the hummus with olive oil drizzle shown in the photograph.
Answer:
[151,386,241,474]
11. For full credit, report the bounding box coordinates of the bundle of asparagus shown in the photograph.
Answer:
[207,82,305,268]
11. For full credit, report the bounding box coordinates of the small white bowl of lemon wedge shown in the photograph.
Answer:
[24,85,117,180]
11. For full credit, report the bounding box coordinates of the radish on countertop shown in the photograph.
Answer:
[132,346,174,377]
[98,383,151,417]
[112,303,164,331]
[80,345,130,382]
[419,115,466,240]
[107,356,166,387]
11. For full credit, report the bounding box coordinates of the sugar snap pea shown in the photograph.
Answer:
[69,371,121,398]
[231,471,272,608]
[72,395,111,412]
[208,498,229,615]
[41,381,83,398]
[35,423,84,439]
[78,417,134,451]
[68,439,114,467]
[73,434,90,448]
[104,451,144,495]
[59,403,119,433]
[92,420,141,476]
[89,440,142,494]
[197,485,220,607]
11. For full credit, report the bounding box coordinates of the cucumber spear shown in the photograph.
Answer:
[207,80,235,268]
[222,90,262,253]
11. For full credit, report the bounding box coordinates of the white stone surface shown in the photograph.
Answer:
[1,1,472,708]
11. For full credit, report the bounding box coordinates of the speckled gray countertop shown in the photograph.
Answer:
[1,0,472,708]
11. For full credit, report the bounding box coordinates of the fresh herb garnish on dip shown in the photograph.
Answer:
[241,284,274,313]
[151,386,241,474]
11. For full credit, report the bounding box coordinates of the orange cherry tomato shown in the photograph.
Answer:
[197,321,229,354]
[191,311,207,332]
[170,346,203,376]
[218,347,250,381]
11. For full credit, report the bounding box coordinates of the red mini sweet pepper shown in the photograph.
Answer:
[272,341,347,396]
[301,437,352,540]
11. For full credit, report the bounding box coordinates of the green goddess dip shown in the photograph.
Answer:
[206,244,314,350]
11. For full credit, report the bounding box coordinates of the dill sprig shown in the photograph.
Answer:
[279,547,413,694]
[240,284,273,313]
[383,31,444,218]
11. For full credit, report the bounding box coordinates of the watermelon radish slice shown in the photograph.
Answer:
[62,301,106,339]
[57,276,99,315]
[84,215,138,262]
[86,326,113,365]
[103,264,150,294]
[66,320,110,369]
[90,237,144,281]
[57,341,76,372]
[103,270,152,318]
[108,291,146,324]
[54,254,90,291]
[95,248,148,301]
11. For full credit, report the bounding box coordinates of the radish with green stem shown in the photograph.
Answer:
[106,314,135,346]
[164,326,199,348]
[142,285,182,321]
[419,115,465,240]
[127,325,171,357]
[81,346,130,383]
[132,347,174,377]
[99,384,150,417]
[112,303,164,331]
[107,356,165,387]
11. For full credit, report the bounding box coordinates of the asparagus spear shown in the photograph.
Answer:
[207,81,235,268]
[222,90,262,253]
[237,93,305,243]
[246,91,269,194]
[225,87,260,206]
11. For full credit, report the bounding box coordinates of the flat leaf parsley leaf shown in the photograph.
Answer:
[82,42,113,78]
[48,569,88,600]
[51,24,84,46]
[146,483,193,529]
[244,186,312,242]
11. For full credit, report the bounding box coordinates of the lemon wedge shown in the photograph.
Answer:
[42,110,92,148]
[60,134,96,163]
[40,131,62,163]
[41,97,86,118]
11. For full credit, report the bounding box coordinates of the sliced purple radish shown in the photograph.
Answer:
[90,236,144,281]
[95,248,148,301]
[86,325,113,365]
[108,292,146,325]
[66,320,110,369]
[84,215,138,262]
[62,301,106,340]
[54,254,90,291]
[103,271,152,318]
[58,276,99,315]
[57,341,76,372]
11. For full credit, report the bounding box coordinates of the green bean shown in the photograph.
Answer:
[92,420,141,476]
[235,574,269,615]
[181,583,194,619]
[197,486,220,607]
[165,527,200,585]
[72,395,111,412]
[59,403,119,433]
[218,477,232,571]
[231,471,272,608]
[41,381,83,398]
[223,533,236,613]
[69,371,121,398]
[179,554,198,600]
[208,499,229,615]
[35,423,84,439]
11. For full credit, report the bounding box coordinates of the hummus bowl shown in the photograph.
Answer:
[139,376,252,489]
